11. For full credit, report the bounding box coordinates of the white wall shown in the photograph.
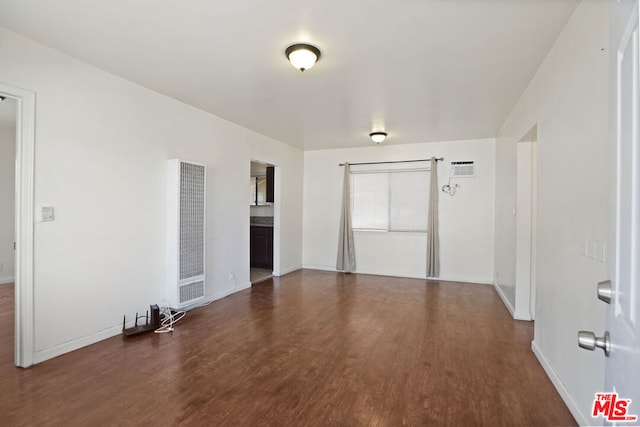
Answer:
[0,124,15,284]
[494,1,609,423]
[0,27,303,363]
[494,135,517,306]
[513,141,533,320]
[303,139,495,284]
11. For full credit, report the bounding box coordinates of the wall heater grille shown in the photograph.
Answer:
[179,162,205,280]
[167,160,206,309]
[179,280,205,304]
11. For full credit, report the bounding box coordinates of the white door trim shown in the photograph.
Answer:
[0,82,35,368]
[515,141,533,321]
[272,165,281,276]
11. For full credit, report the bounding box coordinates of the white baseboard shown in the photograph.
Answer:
[273,265,302,277]
[494,283,516,318]
[531,340,586,426]
[205,281,252,304]
[0,276,15,285]
[435,274,494,285]
[33,324,123,365]
[302,264,336,272]
[354,268,427,280]
[32,280,254,365]
[233,281,251,293]
[514,308,532,321]
[302,265,493,285]
[493,283,532,321]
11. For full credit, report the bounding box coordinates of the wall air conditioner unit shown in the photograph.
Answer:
[167,159,206,309]
[450,161,475,178]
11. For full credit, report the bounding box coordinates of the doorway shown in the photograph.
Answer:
[514,126,538,320]
[0,96,16,365]
[249,161,275,284]
[0,83,36,368]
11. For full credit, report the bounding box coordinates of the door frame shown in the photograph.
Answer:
[0,83,36,368]
[515,141,533,320]
[249,160,280,278]
[514,135,537,321]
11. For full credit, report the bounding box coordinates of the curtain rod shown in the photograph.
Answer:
[338,158,444,167]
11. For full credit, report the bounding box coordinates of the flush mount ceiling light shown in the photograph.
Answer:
[285,43,321,72]
[369,132,387,144]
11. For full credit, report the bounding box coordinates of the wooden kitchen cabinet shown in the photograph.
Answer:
[266,166,274,203]
[250,226,273,269]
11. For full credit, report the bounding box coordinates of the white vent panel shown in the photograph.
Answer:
[450,161,475,178]
[179,162,205,280]
[167,159,206,309]
[179,280,205,304]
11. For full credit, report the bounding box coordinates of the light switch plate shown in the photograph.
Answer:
[42,206,54,222]
[579,236,588,256]
[587,240,596,259]
[594,240,606,263]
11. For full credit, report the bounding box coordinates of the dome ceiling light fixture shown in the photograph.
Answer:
[369,131,387,144]
[285,43,321,72]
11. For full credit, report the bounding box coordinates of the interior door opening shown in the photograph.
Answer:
[249,160,275,284]
[514,126,537,321]
[0,83,36,368]
[0,96,17,366]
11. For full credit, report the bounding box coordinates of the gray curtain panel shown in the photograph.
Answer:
[426,157,440,277]
[336,162,356,272]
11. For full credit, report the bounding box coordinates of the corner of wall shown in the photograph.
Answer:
[531,341,587,426]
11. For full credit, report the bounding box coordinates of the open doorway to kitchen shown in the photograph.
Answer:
[249,161,275,284]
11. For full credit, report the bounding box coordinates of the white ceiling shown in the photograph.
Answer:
[0,0,579,150]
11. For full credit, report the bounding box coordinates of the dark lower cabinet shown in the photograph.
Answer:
[250,226,273,269]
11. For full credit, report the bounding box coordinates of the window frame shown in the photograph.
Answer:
[349,165,430,233]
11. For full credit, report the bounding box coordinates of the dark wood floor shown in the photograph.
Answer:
[0,271,575,426]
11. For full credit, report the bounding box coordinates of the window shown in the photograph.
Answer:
[350,166,429,232]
